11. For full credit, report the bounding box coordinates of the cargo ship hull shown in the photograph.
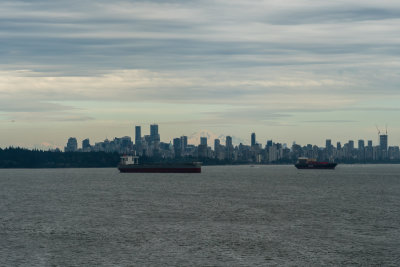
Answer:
[118,155,201,173]
[119,166,201,173]
[118,163,201,173]
[295,163,337,169]
[295,157,337,169]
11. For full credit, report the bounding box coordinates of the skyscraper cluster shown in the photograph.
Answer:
[64,126,400,163]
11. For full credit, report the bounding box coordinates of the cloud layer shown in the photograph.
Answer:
[1,0,400,146]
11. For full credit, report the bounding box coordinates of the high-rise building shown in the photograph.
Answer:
[65,137,78,152]
[198,144,208,158]
[226,136,233,148]
[225,136,233,161]
[181,136,188,151]
[173,138,181,157]
[365,141,373,160]
[348,140,354,150]
[380,135,388,151]
[326,139,332,149]
[150,124,158,136]
[214,139,220,150]
[388,146,400,160]
[135,126,141,145]
[150,124,160,142]
[266,140,273,148]
[82,138,90,150]
[251,133,256,146]
[337,142,341,150]
[324,139,333,160]
[358,140,365,150]
[200,137,207,146]
[120,136,132,151]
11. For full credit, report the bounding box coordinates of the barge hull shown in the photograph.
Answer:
[295,163,337,169]
[119,167,201,173]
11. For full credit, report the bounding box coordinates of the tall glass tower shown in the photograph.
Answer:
[150,124,160,142]
[251,133,256,146]
[135,125,141,145]
[380,134,388,151]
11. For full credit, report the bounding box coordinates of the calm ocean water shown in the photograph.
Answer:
[1,165,399,266]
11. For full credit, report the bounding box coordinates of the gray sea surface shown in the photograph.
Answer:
[1,165,399,266]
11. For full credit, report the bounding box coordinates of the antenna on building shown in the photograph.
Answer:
[385,124,388,135]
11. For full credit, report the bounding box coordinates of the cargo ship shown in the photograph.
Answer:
[295,158,337,169]
[118,155,202,173]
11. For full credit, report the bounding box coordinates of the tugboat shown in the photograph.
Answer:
[295,157,337,169]
[118,155,202,173]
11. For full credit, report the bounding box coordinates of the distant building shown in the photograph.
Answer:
[225,136,233,161]
[266,140,273,148]
[358,140,365,161]
[365,143,373,160]
[150,124,158,136]
[135,126,141,145]
[251,133,256,147]
[198,144,208,158]
[380,135,388,151]
[348,140,354,150]
[379,134,388,160]
[214,139,224,159]
[200,137,207,146]
[226,136,232,148]
[173,138,181,158]
[150,124,160,142]
[325,139,332,149]
[214,139,220,150]
[268,144,281,163]
[358,140,365,150]
[120,136,133,153]
[181,136,188,150]
[65,137,78,152]
[82,138,90,151]
[388,146,400,160]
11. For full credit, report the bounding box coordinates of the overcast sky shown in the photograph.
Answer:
[1,0,400,148]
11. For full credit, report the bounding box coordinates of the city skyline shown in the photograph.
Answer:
[1,123,397,150]
[62,124,399,163]
[1,0,400,148]
[65,125,393,149]
[64,124,393,147]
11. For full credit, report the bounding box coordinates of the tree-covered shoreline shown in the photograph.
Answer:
[0,147,120,168]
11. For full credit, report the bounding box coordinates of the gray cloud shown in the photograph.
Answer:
[301,120,357,123]
[267,7,400,25]
[1,0,400,131]
[0,98,74,112]
[3,111,94,122]
[1,0,399,72]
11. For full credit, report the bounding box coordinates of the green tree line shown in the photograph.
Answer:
[0,147,120,168]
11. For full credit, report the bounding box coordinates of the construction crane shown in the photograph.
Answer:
[375,125,381,136]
